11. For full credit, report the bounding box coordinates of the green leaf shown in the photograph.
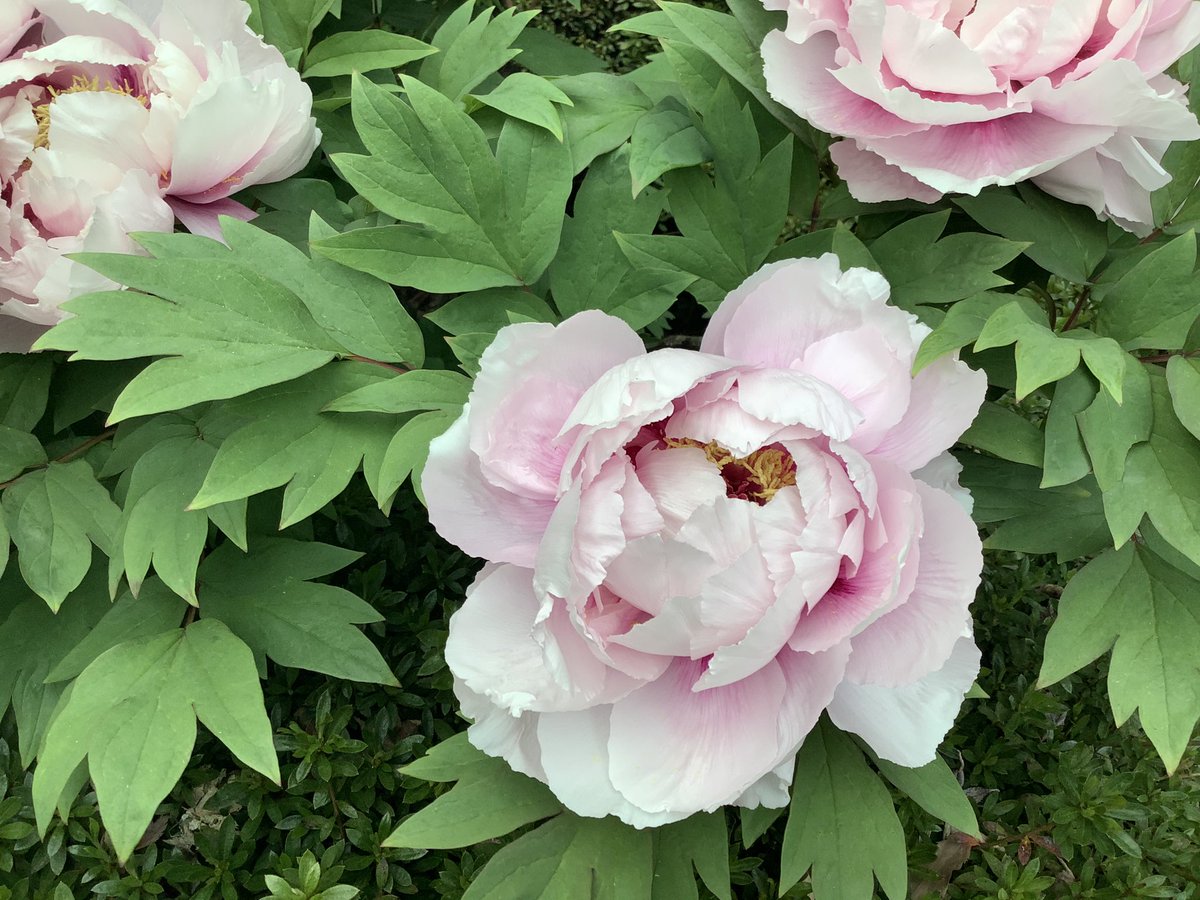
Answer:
[1078,361,1152,491]
[1095,232,1199,350]
[384,753,560,849]
[105,413,247,602]
[198,539,395,685]
[739,805,784,848]
[0,357,52,432]
[191,365,396,529]
[302,31,436,78]
[869,211,1027,309]
[870,753,981,839]
[36,255,343,421]
[510,26,605,77]
[418,2,537,102]
[426,288,555,336]
[655,2,814,142]
[652,813,732,900]
[616,82,792,312]
[45,581,187,683]
[913,293,1026,373]
[213,217,424,367]
[462,813,654,900]
[555,73,654,174]
[629,101,712,194]
[958,455,1110,561]
[959,402,1045,468]
[955,185,1109,283]
[0,427,44,482]
[365,409,458,509]
[33,620,279,861]
[549,147,696,328]
[1166,355,1200,440]
[472,73,573,140]
[320,77,571,292]
[325,369,471,414]
[975,301,1128,401]
[0,569,112,765]
[1041,369,1098,488]
[2,460,119,610]
[1103,369,1200,567]
[400,733,482,783]
[780,720,906,899]
[1039,544,1200,772]
[250,0,336,61]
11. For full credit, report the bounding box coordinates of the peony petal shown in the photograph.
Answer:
[829,140,945,204]
[536,707,680,827]
[844,482,982,686]
[422,414,557,567]
[169,196,256,240]
[867,114,1117,195]
[470,312,644,498]
[827,634,981,766]
[868,353,986,471]
[607,658,789,815]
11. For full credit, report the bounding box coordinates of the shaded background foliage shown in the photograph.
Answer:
[2,1,1199,898]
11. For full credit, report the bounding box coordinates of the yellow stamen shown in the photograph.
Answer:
[665,437,798,504]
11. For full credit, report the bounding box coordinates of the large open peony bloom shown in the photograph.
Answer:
[760,0,1200,233]
[424,255,988,826]
[0,0,319,349]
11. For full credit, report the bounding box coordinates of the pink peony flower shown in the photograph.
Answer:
[760,0,1200,234]
[0,0,319,349]
[424,255,988,826]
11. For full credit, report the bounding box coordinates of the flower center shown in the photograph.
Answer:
[33,75,150,150]
[666,438,797,505]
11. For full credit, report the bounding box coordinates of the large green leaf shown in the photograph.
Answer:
[417,1,537,102]
[317,77,572,292]
[385,736,560,850]
[302,31,436,78]
[1095,232,1199,350]
[1103,369,1200,567]
[462,813,654,900]
[33,620,279,862]
[956,185,1110,283]
[549,147,695,329]
[197,539,395,685]
[2,460,120,610]
[651,813,732,900]
[780,720,906,899]
[0,356,52,432]
[615,81,792,312]
[103,411,247,602]
[1040,544,1200,772]
[190,365,396,529]
[35,253,343,422]
[869,211,1027,310]
[0,569,112,765]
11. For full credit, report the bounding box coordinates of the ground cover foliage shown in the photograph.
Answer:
[2,0,1200,897]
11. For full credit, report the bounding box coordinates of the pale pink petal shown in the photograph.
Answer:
[881,5,1000,95]
[828,635,981,766]
[469,312,644,499]
[423,414,557,567]
[868,114,1116,195]
[536,708,680,827]
[607,658,789,815]
[868,354,986,471]
[829,140,945,204]
[456,682,547,782]
[695,549,841,689]
[844,483,982,686]
[168,197,256,240]
[634,446,727,532]
[445,565,638,715]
